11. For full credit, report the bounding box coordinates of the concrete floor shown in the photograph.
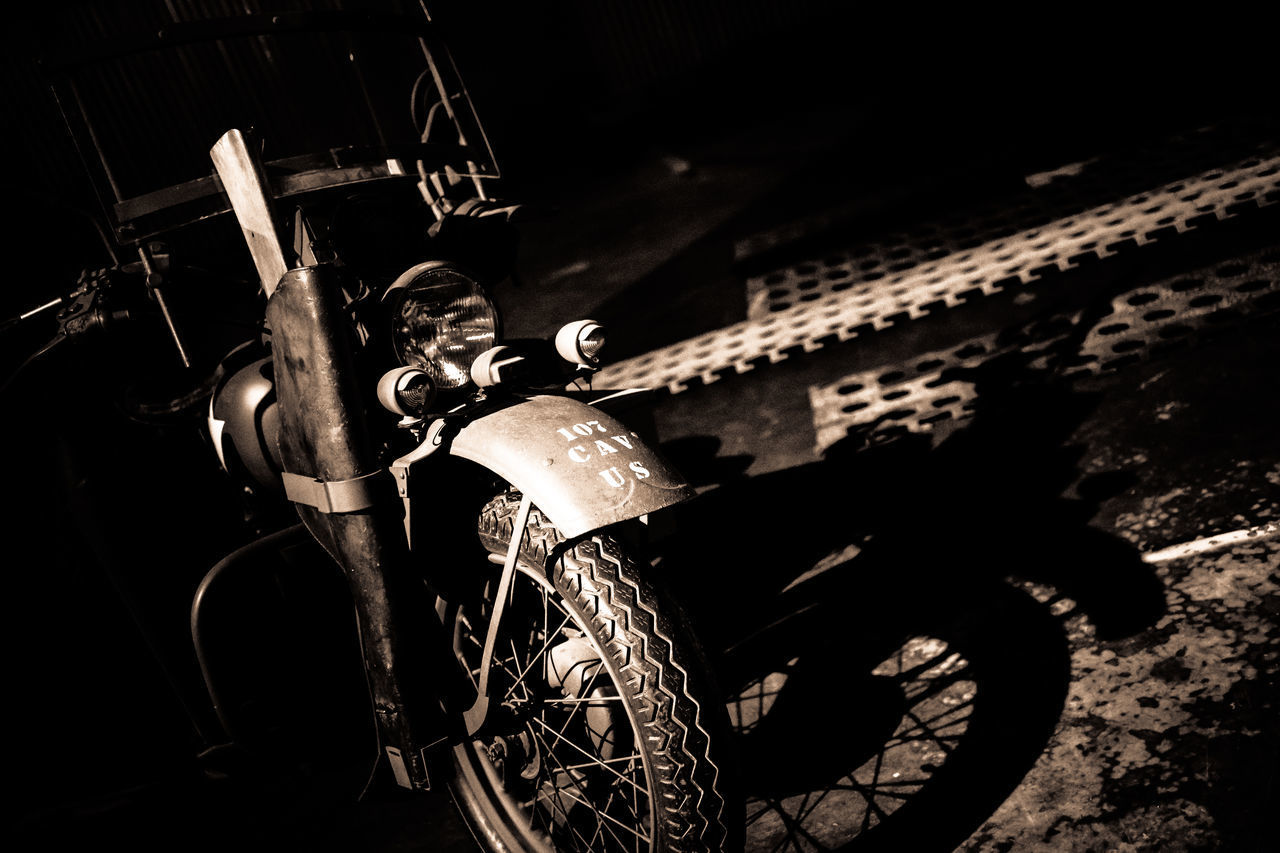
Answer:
[496,106,1280,851]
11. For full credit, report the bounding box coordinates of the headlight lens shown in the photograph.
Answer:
[386,263,499,390]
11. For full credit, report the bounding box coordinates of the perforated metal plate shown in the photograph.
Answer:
[807,249,1280,452]
[733,125,1274,268]
[1068,255,1280,374]
[595,149,1280,395]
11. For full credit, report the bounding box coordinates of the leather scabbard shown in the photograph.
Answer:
[266,264,444,789]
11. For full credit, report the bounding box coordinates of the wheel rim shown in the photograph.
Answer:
[452,563,657,852]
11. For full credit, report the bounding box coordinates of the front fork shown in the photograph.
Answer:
[389,422,532,740]
[462,492,533,735]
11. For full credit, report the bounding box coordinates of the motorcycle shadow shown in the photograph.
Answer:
[652,366,1166,851]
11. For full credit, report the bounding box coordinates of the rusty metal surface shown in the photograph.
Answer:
[806,248,1280,452]
[448,394,695,538]
[594,147,1280,395]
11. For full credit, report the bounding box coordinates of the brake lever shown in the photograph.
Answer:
[0,266,100,335]
[0,297,66,333]
[55,272,128,339]
[0,270,122,395]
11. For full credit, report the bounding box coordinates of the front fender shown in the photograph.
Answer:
[448,395,694,538]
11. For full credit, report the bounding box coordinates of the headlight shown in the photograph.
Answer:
[384,262,499,390]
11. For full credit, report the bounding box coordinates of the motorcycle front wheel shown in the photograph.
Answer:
[447,492,735,852]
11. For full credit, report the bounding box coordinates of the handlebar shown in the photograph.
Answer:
[0,267,131,396]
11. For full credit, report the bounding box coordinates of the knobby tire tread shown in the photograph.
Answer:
[476,491,733,852]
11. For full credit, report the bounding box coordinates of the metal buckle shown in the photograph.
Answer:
[281,469,386,514]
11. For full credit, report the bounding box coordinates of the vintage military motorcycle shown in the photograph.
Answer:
[13,7,737,852]
[199,129,733,853]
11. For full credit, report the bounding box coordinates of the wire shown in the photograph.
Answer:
[408,67,432,136]
[421,100,443,143]
[409,69,445,145]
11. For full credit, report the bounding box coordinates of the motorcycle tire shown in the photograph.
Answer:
[447,490,736,852]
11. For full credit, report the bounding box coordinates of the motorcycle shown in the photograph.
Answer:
[11,7,738,852]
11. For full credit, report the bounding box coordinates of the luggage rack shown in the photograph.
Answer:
[39,7,500,246]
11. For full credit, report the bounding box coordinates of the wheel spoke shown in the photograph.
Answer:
[531,780,598,850]
[451,530,683,853]
[606,763,648,829]
[486,649,525,691]
[581,754,647,829]
[544,782,652,845]
[534,727,643,850]
[596,782,643,850]
[458,608,527,688]
[558,752,644,772]
[551,663,606,743]
[531,716,648,796]
[505,635,540,705]
[542,694,626,705]
[501,611,575,701]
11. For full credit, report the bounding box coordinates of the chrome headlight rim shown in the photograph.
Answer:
[383,261,501,392]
